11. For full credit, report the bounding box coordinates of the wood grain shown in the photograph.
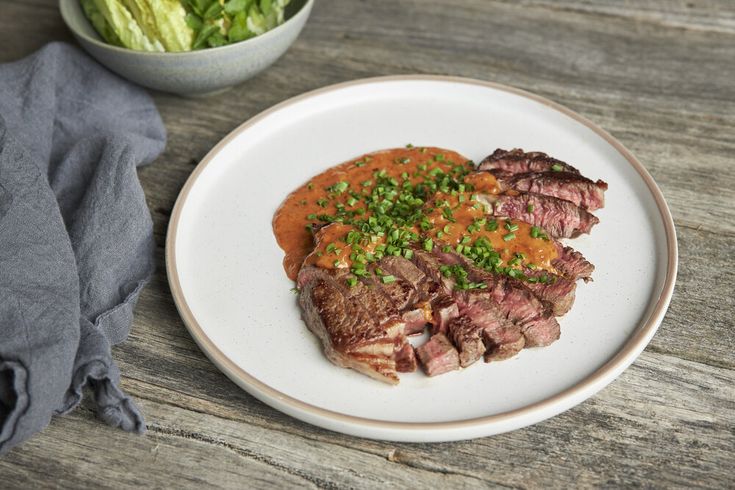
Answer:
[0,0,733,487]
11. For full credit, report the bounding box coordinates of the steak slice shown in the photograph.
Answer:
[523,269,577,316]
[364,266,418,311]
[362,258,436,335]
[401,305,431,335]
[481,192,599,238]
[379,255,440,302]
[430,293,460,335]
[444,286,523,364]
[415,333,460,376]
[478,148,580,175]
[411,249,455,291]
[492,170,607,211]
[395,343,418,373]
[552,242,595,282]
[297,266,408,384]
[411,250,461,334]
[447,315,486,368]
[455,259,561,348]
[484,329,526,362]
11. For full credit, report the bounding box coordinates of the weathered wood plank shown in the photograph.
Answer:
[503,0,735,33]
[0,352,731,488]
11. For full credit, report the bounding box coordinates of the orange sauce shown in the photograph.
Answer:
[272,147,557,280]
[425,193,557,271]
[273,147,471,279]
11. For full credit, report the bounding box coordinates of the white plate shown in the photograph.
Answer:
[166,76,677,442]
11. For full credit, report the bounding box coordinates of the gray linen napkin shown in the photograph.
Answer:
[0,42,165,454]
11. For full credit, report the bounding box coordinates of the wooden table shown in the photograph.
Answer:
[2,0,733,487]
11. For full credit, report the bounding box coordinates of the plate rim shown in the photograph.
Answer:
[165,75,678,438]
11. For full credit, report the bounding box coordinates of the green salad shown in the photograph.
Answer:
[80,0,291,52]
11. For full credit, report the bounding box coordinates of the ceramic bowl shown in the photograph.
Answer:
[59,0,313,96]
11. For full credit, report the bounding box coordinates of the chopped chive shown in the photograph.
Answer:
[381,275,396,284]
[503,232,516,241]
[527,203,535,213]
[346,277,358,287]
[423,238,433,251]
[329,181,349,193]
[505,221,519,232]
[551,163,563,172]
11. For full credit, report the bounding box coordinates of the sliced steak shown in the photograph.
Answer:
[430,294,460,335]
[478,148,580,175]
[379,255,440,302]
[395,343,418,373]
[364,269,417,311]
[482,192,599,238]
[411,249,455,291]
[552,242,595,282]
[416,333,460,376]
[411,250,461,334]
[523,270,577,316]
[447,315,486,368]
[297,266,408,384]
[454,259,561,348]
[402,303,431,335]
[361,258,436,336]
[449,291,524,363]
[484,330,526,362]
[492,170,607,211]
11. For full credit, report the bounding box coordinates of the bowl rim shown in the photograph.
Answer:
[59,0,313,57]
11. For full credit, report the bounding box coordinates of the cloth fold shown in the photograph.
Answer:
[0,42,165,454]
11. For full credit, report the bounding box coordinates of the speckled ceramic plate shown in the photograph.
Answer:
[166,76,677,442]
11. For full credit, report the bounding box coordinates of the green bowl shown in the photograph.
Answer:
[59,0,313,96]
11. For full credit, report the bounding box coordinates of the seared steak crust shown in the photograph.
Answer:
[479,148,580,175]
[298,266,407,384]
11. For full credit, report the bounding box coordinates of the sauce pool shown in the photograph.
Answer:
[272,147,557,281]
